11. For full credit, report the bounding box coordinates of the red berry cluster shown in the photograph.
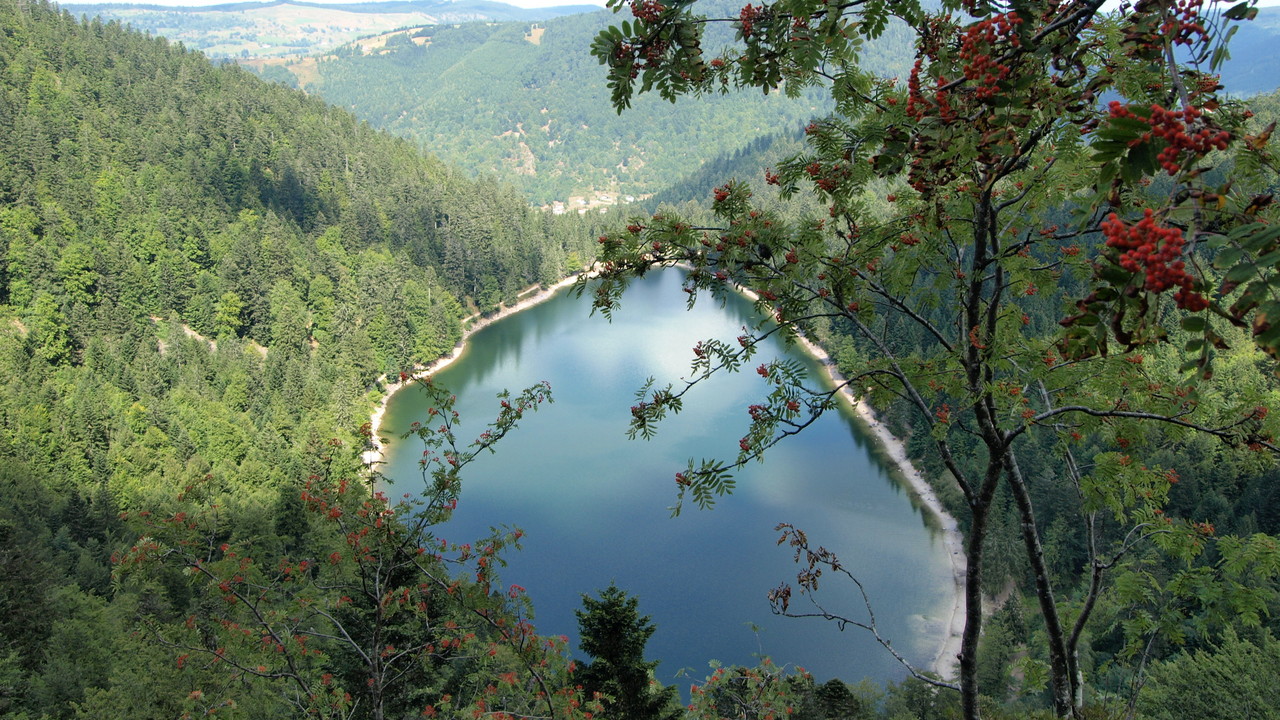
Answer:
[1162,0,1207,46]
[630,0,665,23]
[1108,101,1230,175]
[739,4,762,38]
[803,162,849,193]
[906,59,924,119]
[642,38,670,64]
[933,85,953,121]
[959,12,1022,100]
[1101,209,1207,311]
[905,61,954,123]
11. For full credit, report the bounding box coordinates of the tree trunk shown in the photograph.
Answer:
[1004,452,1078,717]
[959,460,1003,720]
[959,499,988,720]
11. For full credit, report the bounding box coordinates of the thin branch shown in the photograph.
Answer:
[1011,406,1280,453]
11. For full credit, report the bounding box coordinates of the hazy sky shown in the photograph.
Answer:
[64,0,610,8]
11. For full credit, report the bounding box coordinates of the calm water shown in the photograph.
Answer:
[379,271,953,688]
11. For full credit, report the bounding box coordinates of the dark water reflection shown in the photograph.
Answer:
[379,271,953,689]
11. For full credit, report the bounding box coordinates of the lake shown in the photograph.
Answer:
[377,270,954,690]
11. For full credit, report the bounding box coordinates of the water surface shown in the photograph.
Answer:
[379,271,953,688]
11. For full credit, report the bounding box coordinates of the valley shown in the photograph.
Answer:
[3,1,1280,720]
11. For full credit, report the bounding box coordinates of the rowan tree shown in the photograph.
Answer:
[585,0,1280,718]
[115,378,598,720]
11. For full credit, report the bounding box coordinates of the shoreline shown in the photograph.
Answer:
[363,270,965,680]
[362,273,587,467]
[791,333,966,681]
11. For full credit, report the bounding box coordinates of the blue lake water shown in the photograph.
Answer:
[378,270,953,689]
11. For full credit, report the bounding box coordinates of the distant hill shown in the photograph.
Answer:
[61,0,602,59]
[1219,7,1280,97]
[274,0,915,205]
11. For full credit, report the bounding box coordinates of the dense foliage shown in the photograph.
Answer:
[585,0,1280,718]
[0,2,603,716]
[575,585,680,720]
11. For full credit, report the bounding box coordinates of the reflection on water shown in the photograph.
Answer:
[379,271,953,688]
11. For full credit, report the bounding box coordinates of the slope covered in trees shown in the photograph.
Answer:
[268,0,915,205]
[0,3,605,716]
[6,0,1280,718]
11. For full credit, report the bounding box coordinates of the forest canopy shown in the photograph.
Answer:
[0,3,605,717]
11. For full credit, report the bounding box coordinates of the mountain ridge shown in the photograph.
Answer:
[64,0,601,18]
[60,0,602,58]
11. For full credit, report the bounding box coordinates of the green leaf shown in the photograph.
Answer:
[1213,247,1245,269]
[1224,1,1253,20]
[1238,224,1280,251]
[1102,115,1152,136]
[1254,247,1280,269]
[1226,262,1259,284]
[1259,300,1280,323]
[1124,143,1158,180]
[1093,286,1119,302]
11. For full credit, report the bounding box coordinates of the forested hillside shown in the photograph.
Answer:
[270,0,915,205]
[60,0,603,59]
[0,3,605,716]
[5,0,1280,718]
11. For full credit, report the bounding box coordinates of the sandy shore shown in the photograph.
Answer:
[362,274,587,467]
[791,335,966,681]
[363,271,965,680]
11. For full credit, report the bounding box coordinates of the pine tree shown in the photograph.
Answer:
[576,584,679,720]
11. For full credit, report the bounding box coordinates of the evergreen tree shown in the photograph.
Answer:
[576,584,679,720]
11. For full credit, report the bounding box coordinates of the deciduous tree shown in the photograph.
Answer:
[116,379,595,720]
[584,0,1280,717]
